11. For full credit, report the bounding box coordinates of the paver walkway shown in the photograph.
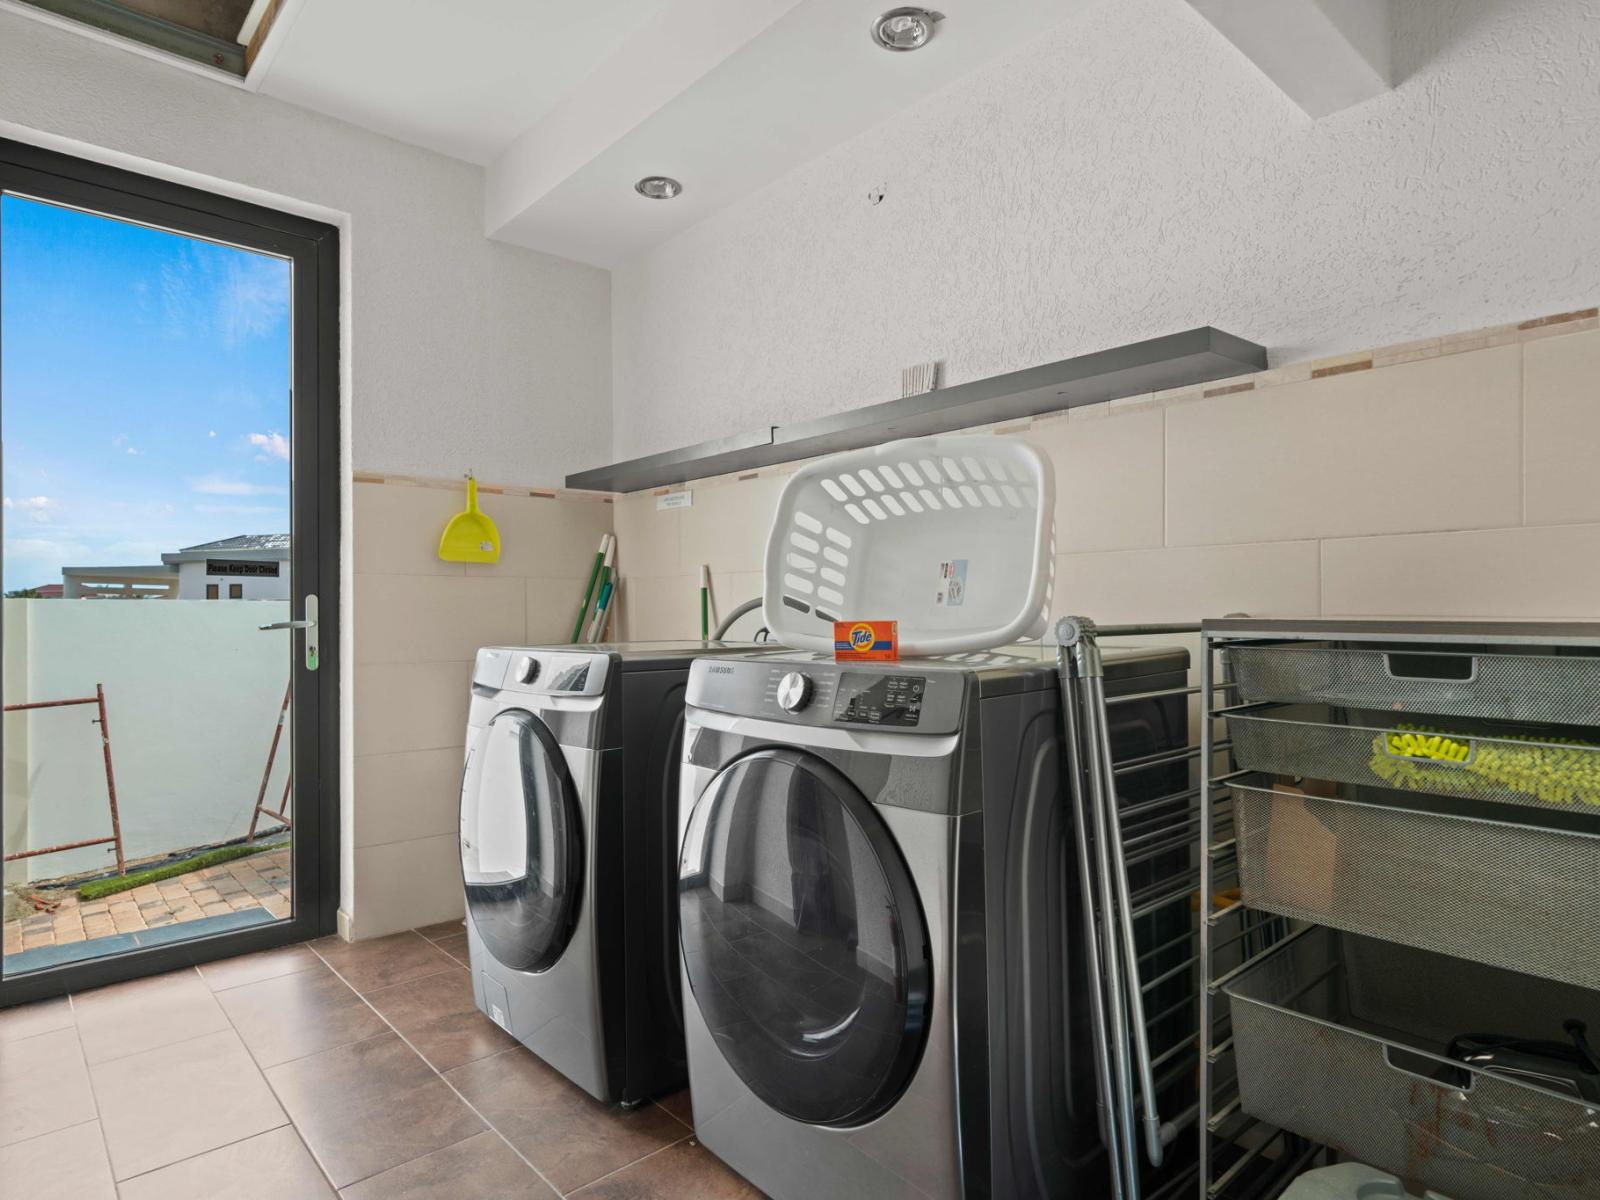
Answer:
[3,846,291,957]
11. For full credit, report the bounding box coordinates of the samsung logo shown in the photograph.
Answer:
[708,665,735,675]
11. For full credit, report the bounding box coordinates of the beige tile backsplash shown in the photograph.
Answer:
[346,308,1597,938]
[1321,524,1600,618]
[350,481,613,937]
[1523,329,1600,527]
[1165,344,1524,546]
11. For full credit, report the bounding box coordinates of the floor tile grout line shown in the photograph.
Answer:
[78,969,296,1186]
[563,1129,697,1198]
[66,991,120,1186]
[0,1114,102,1150]
[213,952,341,1195]
[0,1017,79,1046]
[111,1119,296,1189]
[306,935,568,1198]
[201,956,324,995]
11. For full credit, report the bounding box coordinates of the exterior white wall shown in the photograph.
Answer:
[610,0,1600,461]
[2,599,293,880]
[176,559,290,600]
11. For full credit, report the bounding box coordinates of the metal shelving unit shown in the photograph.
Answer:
[1055,616,1229,1200]
[1197,618,1600,1200]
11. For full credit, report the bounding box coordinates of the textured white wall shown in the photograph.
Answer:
[0,8,613,486]
[611,0,1600,461]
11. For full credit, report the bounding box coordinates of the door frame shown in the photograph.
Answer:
[0,136,341,1004]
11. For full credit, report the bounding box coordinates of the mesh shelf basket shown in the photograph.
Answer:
[1226,643,1600,726]
[762,435,1055,656]
[1224,703,1600,814]
[1227,928,1600,1200]
[1230,779,1600,991]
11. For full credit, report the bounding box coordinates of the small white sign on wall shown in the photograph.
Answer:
[657,490,693,511]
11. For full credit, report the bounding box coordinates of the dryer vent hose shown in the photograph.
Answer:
[714,597,768,642]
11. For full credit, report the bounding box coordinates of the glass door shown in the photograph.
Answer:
[678,747,932,1127]
[460,707,585,973]
[0,138,339,1004]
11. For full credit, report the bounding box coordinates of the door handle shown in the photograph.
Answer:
[259,594,319,671]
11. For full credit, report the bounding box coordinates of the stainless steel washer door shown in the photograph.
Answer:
[679,747,932,1127]
[461,708,583,973]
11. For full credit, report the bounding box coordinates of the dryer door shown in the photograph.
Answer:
[679,747,931,1127]
[461,707,584,973]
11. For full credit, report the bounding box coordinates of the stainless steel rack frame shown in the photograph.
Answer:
[1198,617,1600,1200]
[1055,616,1222,1200]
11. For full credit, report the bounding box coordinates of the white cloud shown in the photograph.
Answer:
[248,431,291,462]
[189,475,285,497]
[5,535,91,565]
[208,430,217,438]
[3,496,58,524]
[162,246,289,347]
[195,503,286,515]
[126,446,142,456]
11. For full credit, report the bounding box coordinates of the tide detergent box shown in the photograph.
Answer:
[834,620,899,662]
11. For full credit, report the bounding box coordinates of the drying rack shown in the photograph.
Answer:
[1196,617,1600,1200]
[1054,616,1223,1200]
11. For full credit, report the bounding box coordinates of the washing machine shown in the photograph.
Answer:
[675,645,1189,1199]
[459,641,751,1106]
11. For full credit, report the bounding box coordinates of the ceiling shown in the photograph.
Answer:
[12,0,1080,266]
[250,0,1075,267]
[254,0,672,166]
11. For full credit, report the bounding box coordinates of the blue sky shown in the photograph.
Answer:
[1,194,292,591]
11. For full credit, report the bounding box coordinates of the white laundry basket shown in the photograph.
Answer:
[762,435,1055,656]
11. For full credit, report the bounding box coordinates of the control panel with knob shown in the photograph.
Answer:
[775,671,814,713]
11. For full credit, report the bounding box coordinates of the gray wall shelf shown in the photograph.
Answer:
[566,326,1266,494]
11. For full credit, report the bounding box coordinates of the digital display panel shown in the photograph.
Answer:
[833,672,926,727]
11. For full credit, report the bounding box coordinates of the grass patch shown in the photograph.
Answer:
[78,840,287,902]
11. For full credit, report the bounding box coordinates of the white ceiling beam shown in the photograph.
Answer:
[484,0,804,244]
[1186,0,1392,118]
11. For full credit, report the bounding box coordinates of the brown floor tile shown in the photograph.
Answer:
[312,931,458,994]
[0,1119,116,1199]
[338,1130,557,1199]
[0,993,74,1043]
[72,967,230,1064]
[365,965,517,1072]
[569,1138,765,1199]
[415,918,467,943]
[656,1089,693,1127]
[217,962,389,1068]
[0,1026,97,1147]
[200,943,322,992]
[266,1032,484,1188]
[118,1125,334,1200]
[434,932,471,965]
[92,1028,287,1180]
[446,1048,689,1193]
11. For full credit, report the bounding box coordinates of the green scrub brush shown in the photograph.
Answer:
[1369,722,1600,807]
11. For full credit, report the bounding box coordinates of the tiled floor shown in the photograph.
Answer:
[0,921,764,1198]
[3,846,293,956]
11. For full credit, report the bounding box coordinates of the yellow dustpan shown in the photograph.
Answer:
[439,475,501,564]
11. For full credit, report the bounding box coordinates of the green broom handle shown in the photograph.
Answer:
[572,543,606,642]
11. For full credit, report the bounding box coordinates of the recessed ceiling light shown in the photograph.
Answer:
[871,7,941,52]
[634,176,683,200]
